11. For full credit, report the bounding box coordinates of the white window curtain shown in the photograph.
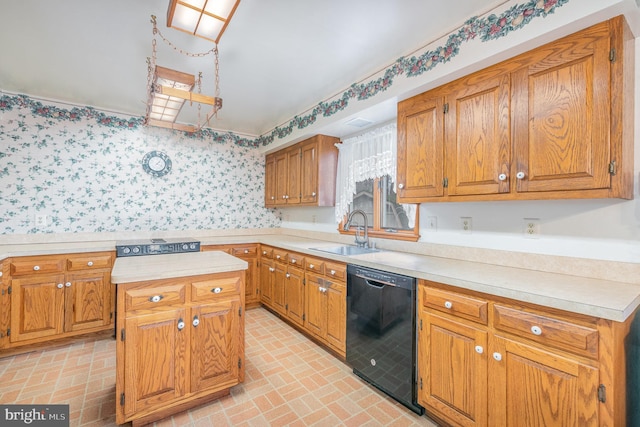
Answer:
[335,122,416,227]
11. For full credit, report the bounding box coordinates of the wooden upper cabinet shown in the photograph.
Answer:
[264,154,277,207]
[446,71,511,196]
[511,19,615,196]
[264,135,339,207]
[397,16,634,203]
[397,92,445,201]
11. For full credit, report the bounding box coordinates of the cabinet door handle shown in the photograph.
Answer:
[192,316,200,327]
[149,295,163,303]
[65,282,71,287]
[57,283,64,289]
[444,301,453,309]
[398,183,404,189]
[475,345,484,354]
[177,319,185,331]
[493,352,502,362]
[498,173,507,181]
[33,265,40,271]
[269,267,275,272]
[516,171,526,179]
[531,326,542,335]
[211,287,223,294]
[286,273,291,278]
[311,192,316,197]
[87,261,94,266]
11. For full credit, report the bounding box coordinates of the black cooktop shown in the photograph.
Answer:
[115,238,201,257]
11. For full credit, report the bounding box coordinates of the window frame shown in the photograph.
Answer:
[338,176,420,242]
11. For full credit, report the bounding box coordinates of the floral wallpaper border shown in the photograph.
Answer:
[1,0,569,148]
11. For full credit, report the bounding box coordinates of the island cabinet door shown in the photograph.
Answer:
[190,299,240,394]
[418,310,488,427]
[123,308,188,418]
[489,335,600,427]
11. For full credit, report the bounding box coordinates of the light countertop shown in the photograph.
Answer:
[2,233,639,322]
[111,251,248,284]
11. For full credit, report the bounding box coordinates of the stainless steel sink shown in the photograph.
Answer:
[310,245,380,256]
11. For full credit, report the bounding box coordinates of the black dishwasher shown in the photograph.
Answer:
[346,264,423,415]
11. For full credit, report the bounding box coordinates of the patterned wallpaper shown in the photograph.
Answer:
[0,98,280,235]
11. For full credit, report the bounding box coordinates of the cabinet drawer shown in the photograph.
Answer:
[324,261,346,281]
[305,257,325,275]
[10,258,65,276]
[493,304,598,359]
[124,283,186,311]
[288,253,305,267]
[231,246,257,257]
[191,272,242,302]
[260,247,273,259]
[422,286,488,324]
[67,253,112,270]
[273,249,288,263]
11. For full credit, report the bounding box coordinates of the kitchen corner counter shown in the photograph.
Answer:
[111,251,248,284]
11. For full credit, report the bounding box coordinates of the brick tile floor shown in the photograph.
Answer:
[0,308,436,426]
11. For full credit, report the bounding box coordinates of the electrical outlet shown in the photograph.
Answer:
[35,214,47,227]
[426,216,437,231]
[523,218,540,239]
[460,217,472,234]
[312,215,317,224]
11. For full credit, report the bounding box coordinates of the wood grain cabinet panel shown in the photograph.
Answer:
[65,270,112,332]
[202,244,260,306]
[398,16,634,203]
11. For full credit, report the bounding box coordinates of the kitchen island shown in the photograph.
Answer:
[112,251,247,426]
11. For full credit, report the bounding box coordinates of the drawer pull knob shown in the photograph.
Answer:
[269,267,275,272]
[87,261,94,266]
[212,287,222,294]
[493,352,502,362]
[33,265,40,271]
[149,295,163,303]
[286,273,291,278]
[177,319,185,331]
[244,249,249,254]
[57,283,64,289]
[531,326,542,335]
[276,255,281,259]
[516,171,526,179]
[330,270,336,276]
[475,345,484,354]
[263,251,267,255]
[309,264,314,269]
[291,259,297,264]
[65,282,71,287]
[498,173,507,181]
[193,316,200,327]
[444,301,453,309]
[398,183,404,189]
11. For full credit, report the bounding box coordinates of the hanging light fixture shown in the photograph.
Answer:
[167,0,241,44]
[145,15,224,132]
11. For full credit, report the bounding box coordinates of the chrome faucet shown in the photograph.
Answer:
[344,209,369,248]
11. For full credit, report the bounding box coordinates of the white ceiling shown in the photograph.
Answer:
[0,0,508,138]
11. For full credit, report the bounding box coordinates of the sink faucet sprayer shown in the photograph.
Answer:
[344,209,369,248]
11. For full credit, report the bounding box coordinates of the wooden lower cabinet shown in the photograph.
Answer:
[262,248,306,327]
[3,252,114,350]
[304,269,346,356]
[116,271,244,426]
[418,280,630,426]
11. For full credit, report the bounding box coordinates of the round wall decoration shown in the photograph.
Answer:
[142,151,172,177]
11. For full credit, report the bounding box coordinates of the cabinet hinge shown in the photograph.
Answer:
[443,177,448,188]
[285,303,288,310]
[238,358,242,369]
[303,278,306,285]
[120,329,125,342]
[419,377,423,390]
[6,328,10,337]
[110,312,113,320]
[443,103,449,114]
[609,48,616,62]
[598,384,606,403]
[420,318,422,330]
[302,314,305,321]
[7,286,11,295]
[609,161,617,176]
[120,393,125,406]
[238,307,242,317]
